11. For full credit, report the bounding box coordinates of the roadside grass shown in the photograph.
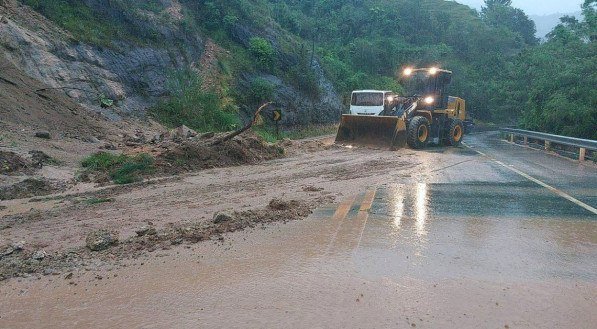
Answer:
[81,152,155,184]
[254,124,338,142]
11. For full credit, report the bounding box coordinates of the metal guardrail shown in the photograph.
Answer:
[500,128,597,161]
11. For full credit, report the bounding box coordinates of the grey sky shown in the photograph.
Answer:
[453,0,584,15]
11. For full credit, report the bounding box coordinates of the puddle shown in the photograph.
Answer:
[1,183,596,328]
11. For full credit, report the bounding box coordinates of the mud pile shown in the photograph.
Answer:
[0,178,62,200]
[0,151,31,175]
[141,131,286,174]
[0,198,314,281]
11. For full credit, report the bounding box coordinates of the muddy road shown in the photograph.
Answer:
[1,131,596,328]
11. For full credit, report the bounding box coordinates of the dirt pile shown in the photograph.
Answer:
[135,130,286,174]
[0,151,31,175]
[0,178,63,201]
[0,198,315,281]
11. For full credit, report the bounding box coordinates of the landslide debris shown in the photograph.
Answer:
[0,151,31,175]
[153,130,285,173]
[0,178,61,200]
[0,198,317,281]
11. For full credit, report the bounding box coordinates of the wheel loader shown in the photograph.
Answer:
[335,67,466,149]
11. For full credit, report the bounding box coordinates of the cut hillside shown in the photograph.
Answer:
[0,55,117,139]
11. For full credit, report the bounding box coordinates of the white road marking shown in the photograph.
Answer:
[465,144,597,215]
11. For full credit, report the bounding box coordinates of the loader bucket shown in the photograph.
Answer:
[335,115,407,150]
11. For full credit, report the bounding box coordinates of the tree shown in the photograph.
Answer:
[481,0,538,45]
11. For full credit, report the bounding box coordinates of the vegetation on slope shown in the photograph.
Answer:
[18,0,597,139]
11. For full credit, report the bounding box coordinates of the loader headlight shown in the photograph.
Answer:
[386,96,395,103]
[429,67,439,75]
[424,96,435,105]
[403,68,413,76]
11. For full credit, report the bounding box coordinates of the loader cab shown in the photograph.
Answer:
[402,68,452,110]
[349,90,396,116]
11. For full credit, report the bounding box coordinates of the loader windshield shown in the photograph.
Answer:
[404,71,436,96]
[351,92,384,106]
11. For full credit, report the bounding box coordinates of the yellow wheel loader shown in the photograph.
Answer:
[335,68,466,150]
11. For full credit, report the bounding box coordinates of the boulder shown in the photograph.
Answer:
[34,131,51,139]
[31,250,47,260]
[135,225,157,237]
[213,211,234,224]
[86,230,118,251]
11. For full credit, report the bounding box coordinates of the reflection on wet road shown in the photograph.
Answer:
[1,133,596,328]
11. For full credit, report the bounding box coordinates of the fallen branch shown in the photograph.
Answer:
[212,101,272,146]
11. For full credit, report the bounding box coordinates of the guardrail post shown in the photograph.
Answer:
[523,136,528,145]
[545,141,551,151]
[509,134,514,143]
[579,148,586,162]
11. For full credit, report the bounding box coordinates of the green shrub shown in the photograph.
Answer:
[82,152,155,184]
[21,0,135,47]
[110,154,154,184]
[249,78,275,104]
[149,71,239,132]
[249,37,275,70]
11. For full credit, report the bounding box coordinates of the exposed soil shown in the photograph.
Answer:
[0,133,430,281]
[0,151,31,175]
[137,131,286,174]
[0,197,318,280]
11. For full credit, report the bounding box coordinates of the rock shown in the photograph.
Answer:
[31,250,47,260]
[268,198,294,210]
[123,133,145,146]
[34,131,51,139]
[170,125,197,141]
[213,211,234,224]
[64,272,73,280]
[1,247,15,257]
[29,150,53,168]
[101,142,117,150]
[149,133,163,144]
[11,241,25,251]
[83,136,101,144]
[135,225,157,237]
[42,268,57,276]
[171,238,183,245]
[86,230,118,251]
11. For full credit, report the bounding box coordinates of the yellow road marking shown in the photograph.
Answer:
[359,189,377,212]
[326,195,358,253]
[332,195,357,221]
[355,189,377,251]
[468,146,597,215]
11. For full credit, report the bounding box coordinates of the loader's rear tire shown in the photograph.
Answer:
[407,116,430,149]
[446,119,464,146]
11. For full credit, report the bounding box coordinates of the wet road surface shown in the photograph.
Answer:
[1,132,596,328]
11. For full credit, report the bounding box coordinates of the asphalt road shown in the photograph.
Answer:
[1,131,595,328]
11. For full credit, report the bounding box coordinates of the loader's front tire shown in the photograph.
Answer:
[446,119,464,146]
[407,116,430,149]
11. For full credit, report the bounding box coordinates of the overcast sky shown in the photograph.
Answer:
[454,0,584,15]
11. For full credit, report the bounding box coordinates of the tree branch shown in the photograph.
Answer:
[212,101,272,146]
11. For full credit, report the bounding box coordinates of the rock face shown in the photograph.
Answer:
[86,230,118,251]
[0,0,343,125]
[0,0,204,118]
[248,65,342,126]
